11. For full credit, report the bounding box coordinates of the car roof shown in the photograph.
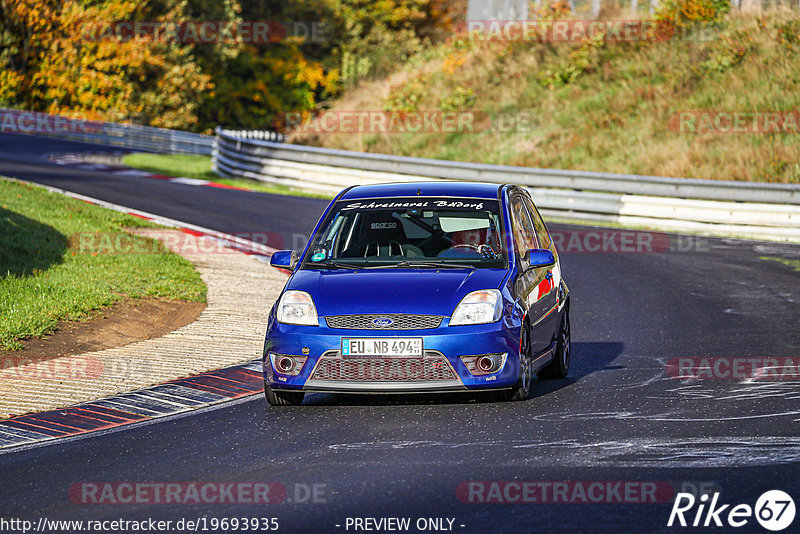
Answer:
[338,181,504,201]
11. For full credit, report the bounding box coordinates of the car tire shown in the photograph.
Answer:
[493,321,533,402]
[540,307,570,379]
[264,380,305,406]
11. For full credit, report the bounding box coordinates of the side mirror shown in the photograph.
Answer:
[524,248,555,268]
[270,250,298,270]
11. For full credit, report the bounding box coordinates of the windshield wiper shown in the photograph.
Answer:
[363,260,475,270]
[306,261,359,270]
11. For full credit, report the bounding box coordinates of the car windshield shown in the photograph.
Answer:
[302,197,507,269]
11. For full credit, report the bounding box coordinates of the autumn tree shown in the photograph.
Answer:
[0,0,456,131]
[0,0,213,129]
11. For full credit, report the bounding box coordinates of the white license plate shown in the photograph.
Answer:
[341,338,423,358]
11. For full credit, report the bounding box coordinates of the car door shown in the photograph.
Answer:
[509,193,553,358]
[522,195,560,353]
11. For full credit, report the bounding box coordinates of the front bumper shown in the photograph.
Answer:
[263,317,521,393]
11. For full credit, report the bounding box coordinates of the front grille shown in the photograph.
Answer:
[325,314,443,330]
[310,354,456,382]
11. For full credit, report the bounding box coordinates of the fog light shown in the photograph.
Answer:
[269,354,307,376]
[477,356,495,373]
[277,356,295,373]
[461,353,508,376]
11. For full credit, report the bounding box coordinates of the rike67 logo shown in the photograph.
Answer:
[668,490,795,531]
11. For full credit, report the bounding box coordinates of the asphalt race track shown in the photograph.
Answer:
[1,132,800,533]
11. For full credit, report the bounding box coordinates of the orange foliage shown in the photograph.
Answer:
[1,0,211,129]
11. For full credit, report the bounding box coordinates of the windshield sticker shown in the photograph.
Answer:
[370,222,397,229]
[340,199,487,211]
[311,252,326,262]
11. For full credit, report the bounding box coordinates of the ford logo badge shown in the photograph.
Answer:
[372,317,394,327]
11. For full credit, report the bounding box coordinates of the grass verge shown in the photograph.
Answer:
[0,178,206,351]
[760,256,800,272]
[121,153,333,199]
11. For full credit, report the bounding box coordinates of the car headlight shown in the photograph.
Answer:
[449,289,502,326]
[276,290,319,326]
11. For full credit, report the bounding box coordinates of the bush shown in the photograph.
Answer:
[656,0,731,32]
[700,30,752,74]
[384,80,427,112]
[538,35,606,88]
[439,87,476,111]
[775,19,800,52]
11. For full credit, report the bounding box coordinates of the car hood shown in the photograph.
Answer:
[287,268,508,317]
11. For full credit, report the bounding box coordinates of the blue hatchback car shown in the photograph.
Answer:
[263,182,570,405]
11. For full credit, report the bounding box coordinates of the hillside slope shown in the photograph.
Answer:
[291,10,800,183]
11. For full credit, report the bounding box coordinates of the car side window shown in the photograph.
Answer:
[523,196,551,250]
[509,196,538,256]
